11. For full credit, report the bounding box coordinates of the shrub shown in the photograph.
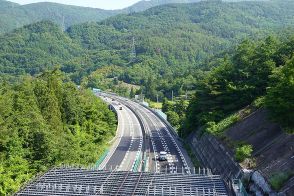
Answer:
[205,113,240,135]
[253,96,265,108]
[235,144,253,162]
[269,172,293,191]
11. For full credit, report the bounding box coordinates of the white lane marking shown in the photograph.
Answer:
[135,106,173,172]
[118,105,143,171]
[119,106,135,171]
[150,111,191,174]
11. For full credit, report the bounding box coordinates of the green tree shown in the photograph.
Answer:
[265,57,294,132]
[0,70,117,194]
[130,87,135,98]
[166,111,180,129]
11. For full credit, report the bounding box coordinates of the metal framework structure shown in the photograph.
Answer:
[16,167,228,195]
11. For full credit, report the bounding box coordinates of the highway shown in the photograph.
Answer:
[123,99,193,173]
[99,93,193,174]
[99,97,143,171]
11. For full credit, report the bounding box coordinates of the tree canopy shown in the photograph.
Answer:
[0,69,117,194]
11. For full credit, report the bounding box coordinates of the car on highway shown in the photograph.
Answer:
[159,151,167,161]
[119,106,123,110]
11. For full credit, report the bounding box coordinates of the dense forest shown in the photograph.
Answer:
[0,70,117,194]
[1,0,294,100]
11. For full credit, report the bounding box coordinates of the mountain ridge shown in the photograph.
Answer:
[0,0,271,34]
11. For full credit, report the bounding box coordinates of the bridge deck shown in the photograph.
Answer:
[17,167,228,195]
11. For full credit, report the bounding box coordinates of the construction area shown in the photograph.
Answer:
[16,167,228,195]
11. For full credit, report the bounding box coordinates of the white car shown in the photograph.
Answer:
[159,151,167,161]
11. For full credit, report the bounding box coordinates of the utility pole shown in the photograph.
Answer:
[62,15,65,31]
[130,36,136,62]
[172,90,174,102]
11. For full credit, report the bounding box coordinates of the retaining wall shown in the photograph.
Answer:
[188,133,243,182]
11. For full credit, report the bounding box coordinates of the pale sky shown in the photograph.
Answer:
[9,0,143,10]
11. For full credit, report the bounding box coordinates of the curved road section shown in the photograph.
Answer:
[99,97,143,171]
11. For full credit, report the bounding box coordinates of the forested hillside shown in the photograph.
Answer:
[1,0,294,99]
[127,0,201,12]
[175,34,294,193]
[84,0,294,99]
[0,0,268,34]
[182,35,294,136]
[0,21,85,76]
[0,70,117,194]
[127,0,268,12]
